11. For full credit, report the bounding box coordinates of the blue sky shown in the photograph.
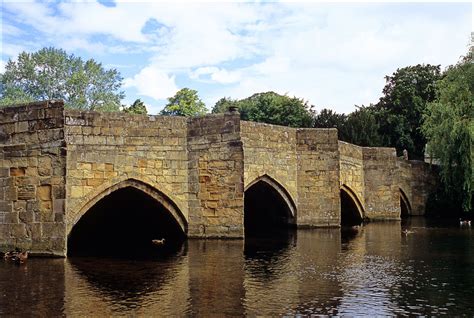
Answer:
[1,1,472,114]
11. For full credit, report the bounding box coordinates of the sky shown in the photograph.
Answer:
[1,1,472,114]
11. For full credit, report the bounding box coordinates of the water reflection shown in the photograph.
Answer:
[1,221,473,316]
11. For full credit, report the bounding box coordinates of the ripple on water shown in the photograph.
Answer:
[1,222,473,316]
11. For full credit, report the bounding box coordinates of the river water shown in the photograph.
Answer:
[1,218,473,316]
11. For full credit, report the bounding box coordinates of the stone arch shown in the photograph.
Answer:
[244,174,297,236]
[340,184,364,226]
[69,178,187,237]
[245,174,296,218]
[399,187,412,217]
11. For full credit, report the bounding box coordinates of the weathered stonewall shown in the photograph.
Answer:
[0,101,436,256]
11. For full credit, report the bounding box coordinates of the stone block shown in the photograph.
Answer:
[18,185,36,201]
[70,186,83,198]
[53,199,65,214]
[13,201,26,213]
[10,167,26,176]
[0,168,10,177]
[9,224,27,238]
[37,185,52,201]
[19,211,34,223]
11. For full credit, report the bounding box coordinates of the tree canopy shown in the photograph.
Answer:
[212,91,314,128]
[123,99,148,115]
[160,88,207,116]
[313,108,346,129]
[376,64,441,159]
[422,51,473,212]
[0,47,124,111]
[342,106,384,147]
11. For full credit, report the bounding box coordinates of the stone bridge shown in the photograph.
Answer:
[0,101,435,256]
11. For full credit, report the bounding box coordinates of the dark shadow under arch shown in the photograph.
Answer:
[400,188,412,219]
[340,185,364,227]
[244,175,296,237]
[68,180,187,257]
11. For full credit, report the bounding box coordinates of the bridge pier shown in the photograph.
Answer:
[0,101,435,256]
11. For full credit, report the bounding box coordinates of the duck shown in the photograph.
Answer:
[402,229,414,235]
[152,238,166,246]
[459,219,471,226]
[13,251,28,264]
[3,251,14,260]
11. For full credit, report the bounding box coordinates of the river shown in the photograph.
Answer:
[1,218,473,316]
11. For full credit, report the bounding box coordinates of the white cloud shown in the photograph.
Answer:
[0,60,5,73]
[123,66,178,101]
[190,67,242,84]
[3,1,471,114]
[202,3,472,113]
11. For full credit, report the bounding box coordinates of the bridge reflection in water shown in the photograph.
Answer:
[1,220,473,316]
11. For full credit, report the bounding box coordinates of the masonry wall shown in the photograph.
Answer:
[64,110,189,236]
[187,112,244,238]
[296,129,340,227]
[241,121,298,209]
[363,147,400,220]
[0,101,66,255]
[338,141,365,210]
[0,101,439,255]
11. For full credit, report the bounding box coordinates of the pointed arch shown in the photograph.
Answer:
[69,178,187,236]
[245,174,296,218]
[399,187,412,217]
[340,185,364,226]
[341,184,364,218]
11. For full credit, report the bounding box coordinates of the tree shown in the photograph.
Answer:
[123,99,147,115]
[0,47,124,111]
[313,108,346,129]
[376,64,442,159]
[343,105,384,147]
[422,51,473,213]
[160,88,207,116]
[212,91,314,128]
[212,97,238,114]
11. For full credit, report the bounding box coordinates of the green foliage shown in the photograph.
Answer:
[161,88,207,116]
[377,64,442,159]
[313,106,383,146]
[212,97,238,114]
[343,106,384,147]
[422,51,474,212]
[0,47,124,111]
[123,99,148,115]
[212,92,314,128]
[313,108,346,129]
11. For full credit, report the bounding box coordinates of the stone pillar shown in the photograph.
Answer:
[363,147,400,220]
[0,101,67,255]
[296,128,340,227]
[187,112,244,238]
